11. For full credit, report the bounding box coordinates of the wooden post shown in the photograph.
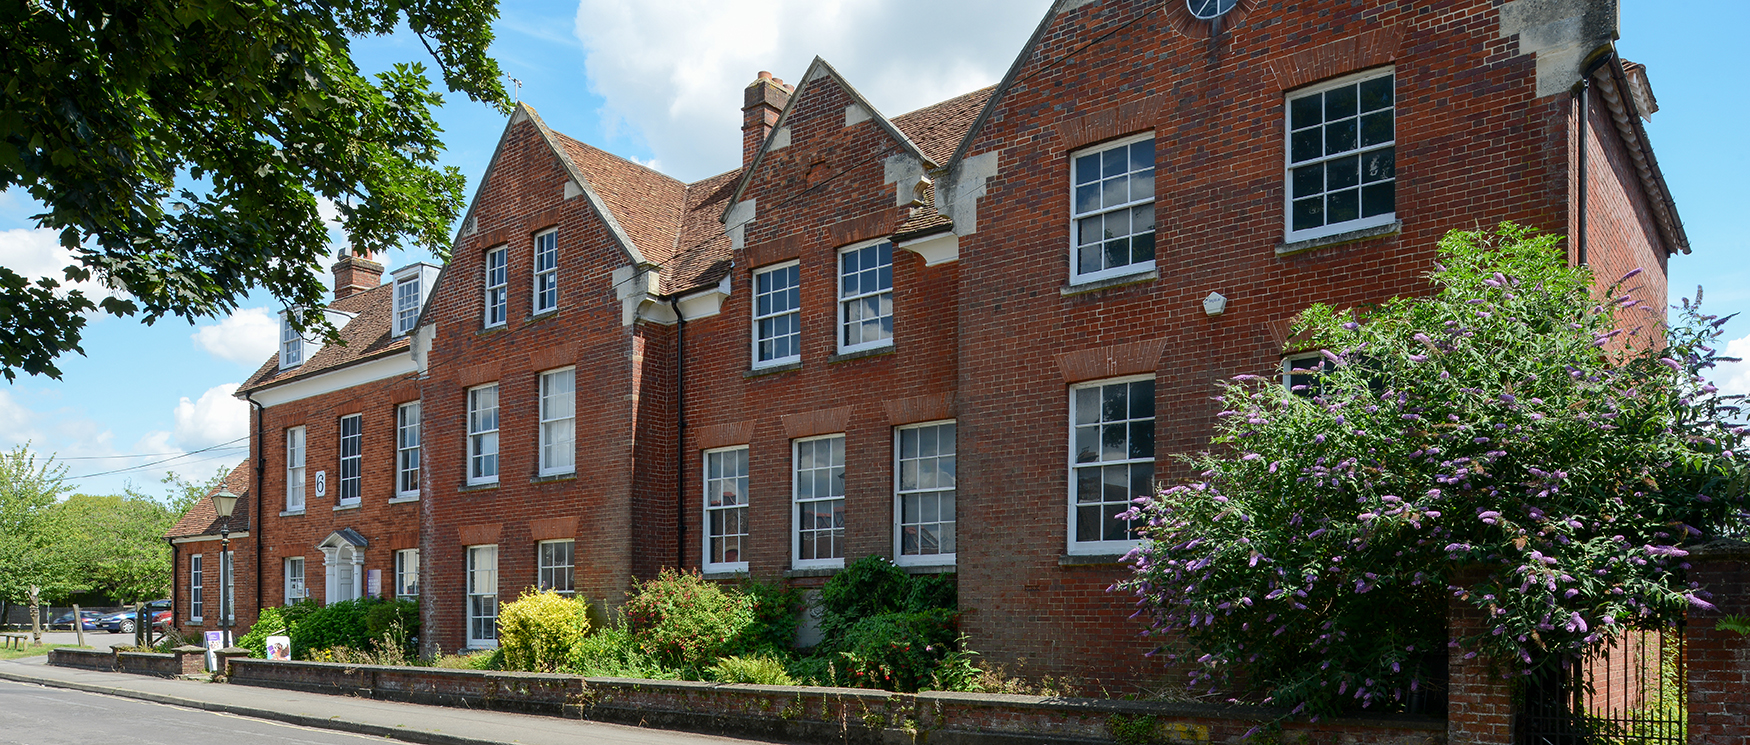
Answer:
[72,604,84,647]
[133,602,145,648]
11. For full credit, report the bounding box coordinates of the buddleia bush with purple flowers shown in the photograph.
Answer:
[1119,223,1748,719]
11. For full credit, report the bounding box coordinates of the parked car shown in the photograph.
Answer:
[47,610,103,630]
[96,600,171,634]
[151,610,171,630]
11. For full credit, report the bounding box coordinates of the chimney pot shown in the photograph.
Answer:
[331,253,385,301]
[742,71,792,169]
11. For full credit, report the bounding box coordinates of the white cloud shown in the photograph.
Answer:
[172,383,249,450]
[572,0,1045,181]
[0,389,41,447]
[192,307,281,366]
[1711,333,1750,398]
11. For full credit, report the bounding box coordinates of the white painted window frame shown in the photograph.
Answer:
[189,554,204,622]
[483,245,508,328]
[285,556,305,605]
[751,260,801,369]
[836,239,895,354]
[792,433,847,571]
[538,368,575,477]
[393,272,421,336]
[1283,67,1397,243]
[466,545,499,649]
[279,313,303,368]
[337,413,362,506]
[893,419,957,567]
[1068,132,1156,285]
[394,548,419,601]
[221,550,235,622]
[536,539,575,595]
[1281,352,1329,396]
[702,445,750,574]
[396,402,421,498]
[1066,374,1156,556]
[532,228,559,315]
[285,426,306,513]
[467,383,499,486]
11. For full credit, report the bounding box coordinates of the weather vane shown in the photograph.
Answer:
[508,76,523,105]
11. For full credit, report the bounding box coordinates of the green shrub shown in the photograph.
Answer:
[817,556,910,639]
[733,577,804,655]
[566,627,680,679]
[707,654,795,685]
[832,609,958,692]
[431,650,501,670]
[621,568,755,669]
[498,589,591,672]
[904,573,957,613]
[237,606,290,659]
[289,598,378,659]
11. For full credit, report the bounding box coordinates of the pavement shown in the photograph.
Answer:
[21,630,136,651]
[0,654,764,745]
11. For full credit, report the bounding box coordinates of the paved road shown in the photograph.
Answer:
[0,679,387,745]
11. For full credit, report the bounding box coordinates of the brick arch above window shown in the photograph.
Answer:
[1266,24,1408,94]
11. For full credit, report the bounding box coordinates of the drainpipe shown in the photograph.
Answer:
[246,391,265,617]
[1576,76,1590,267]
[668,298,687,570]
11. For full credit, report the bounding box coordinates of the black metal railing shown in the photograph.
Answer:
[1518,624,1687,745]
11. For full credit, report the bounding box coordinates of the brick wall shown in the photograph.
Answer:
[1686,541,1750,745]
[172,535,256,641]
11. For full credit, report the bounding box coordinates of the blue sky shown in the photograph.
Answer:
[2,0,1744,498]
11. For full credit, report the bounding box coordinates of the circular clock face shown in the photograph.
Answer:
[1187,0,1238,20]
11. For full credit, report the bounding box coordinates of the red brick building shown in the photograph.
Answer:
[186,0,1686,687]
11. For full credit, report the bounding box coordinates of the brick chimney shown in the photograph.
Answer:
[743,71,792,169]
[331,252,384,300]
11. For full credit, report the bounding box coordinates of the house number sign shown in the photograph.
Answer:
[314,471,327,497]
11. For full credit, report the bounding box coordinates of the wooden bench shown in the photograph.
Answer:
[0,634,28,651]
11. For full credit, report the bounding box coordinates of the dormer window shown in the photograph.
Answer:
[280,311,304,368]
[394,272,421,336]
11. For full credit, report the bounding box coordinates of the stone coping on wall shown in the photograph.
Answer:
[217,658,1445,745]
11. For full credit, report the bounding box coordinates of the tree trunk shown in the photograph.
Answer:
[27,586,40,645]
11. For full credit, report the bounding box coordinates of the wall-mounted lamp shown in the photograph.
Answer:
[1203,291,1228,317]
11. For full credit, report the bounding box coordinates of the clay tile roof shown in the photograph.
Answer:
[891,86,996,165]
[238,282,406,395]
[164,460,252,538]
[894,181,954,241]
[551,132,689,267]
[662,168,744,295]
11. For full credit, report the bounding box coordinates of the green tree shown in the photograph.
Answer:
[1119,224,1748,718]
[131,468,229,521]
[0,0,510,381]
[0,444,84,626]
[48,493,179,602]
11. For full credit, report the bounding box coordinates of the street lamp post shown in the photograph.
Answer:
[210,487,238,648]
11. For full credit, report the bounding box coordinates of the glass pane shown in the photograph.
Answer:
[1129,421,1154,460]
[1103,503,1130,541]
[1077,505,1102,542]
[1324,118,1357,156]
[1362,183,1396,218]
[1290,95,1321,130]
[1076,184,1100,214]
[900,460,917,490]
[1102,147,1127,178]
[920,494,939,523]
[1130,232,1155,265]
[1103,238,1129,271]
[1292,163,1323,198]
[919,524,938,553]
[1293,197,1324,231]
[1078,215,1102,246]
[1131,167,1154,203]
[1078,243,1102,275]
[1131,462,1155,498]
[1327,188,1360,224]
[1360,110,1393,148]
[1075,154,1100,185]
[1075,425,1098,464]
[900,428,917,459]
[1130,380,1154,418]
[1102,423,1127,461]
[919,426,937,457]
[1131,203,1154,233]
[1326,155,1359,191]
[1130,140,1154,171]
[1075,387,1100,425]
[1102,176,1127,208]
[1077,467,1101,503]
[1101,384,1127,423]
[1291,128,1321,164]
[1359,75,1393,112]
[901,527,919,555]
[1361,147,1395,184]
[939,457,956,487]
[1325,84,1357,119]
[1104,464,1129,502]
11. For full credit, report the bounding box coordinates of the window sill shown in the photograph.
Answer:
[899,563,957,574]
[783,567,843,579]
[828,346,895,364]
[1277,220,1401,256]
[524,310,560,326]
[531,473,576,484]
[278,510,305,518]
[745,361,801,378]
[387,496,420,505]
[333,503,361,512]
[187,620,204,627]
[459,482,499,493]
[1061,269,1157,296]
[477,324,509,337]
[701,568,750,581]
[1058,553,1136,567]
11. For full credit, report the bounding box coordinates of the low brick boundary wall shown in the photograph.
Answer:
[224,659,1444,744]
[47,648,116,672]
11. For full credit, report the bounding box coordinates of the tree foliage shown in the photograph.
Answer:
[0,444,81,605]
[0,0,509,380]
[1119,224,1748,718]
